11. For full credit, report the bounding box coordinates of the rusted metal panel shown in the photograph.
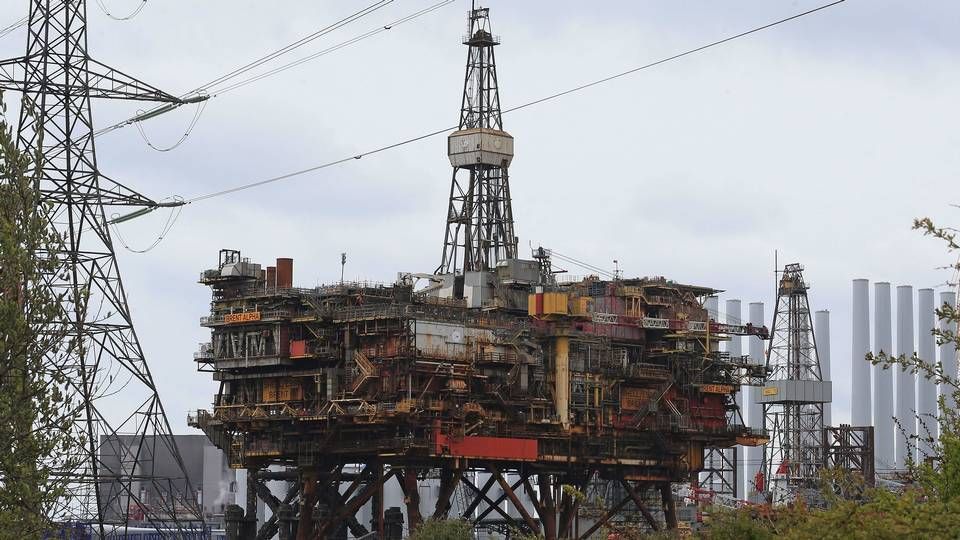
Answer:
[266,266,276,289]
[262,379,279,403]
[621,387,655,411]
[276,257,293,288]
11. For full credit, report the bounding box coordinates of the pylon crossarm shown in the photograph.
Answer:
[84,58,183,102]
[0,56,25,89]
[0,56,184,102]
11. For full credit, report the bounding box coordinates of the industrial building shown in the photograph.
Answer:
[98,435,237,529]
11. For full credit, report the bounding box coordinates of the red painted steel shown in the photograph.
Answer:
[289,340,307,357]
[434,432,538,461]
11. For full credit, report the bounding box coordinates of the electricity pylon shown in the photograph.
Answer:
[0,1,203,534]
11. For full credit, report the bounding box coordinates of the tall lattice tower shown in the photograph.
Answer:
[438,3,517,276]
[0,1,202,533]
[759,263,831,504]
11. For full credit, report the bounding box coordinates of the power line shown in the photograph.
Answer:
[94,0,394,138]
[187,125,452,203]
[95,0,148,21]
[133,99,208,151]
[178,0,844,206]
[549,250,616,279]
[211,0,455,96]
[199,0,392,93]
[0,16,27,39]
[111,197,184,253]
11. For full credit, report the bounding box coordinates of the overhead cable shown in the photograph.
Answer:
[111,196,184,253]
[0,16,27,39]
[549,250,616,279]
[198,0,392,92]
[95,0,148,21]
[94,0,394,138]
[133,99,209,151]
[180,0,845,206]
[211,0,455,96]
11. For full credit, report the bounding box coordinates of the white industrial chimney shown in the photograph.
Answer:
[874,282,894,471]
[851,279,871,426]
[917,288,937,458]
[940,291,958,418]
[895,285,916,468]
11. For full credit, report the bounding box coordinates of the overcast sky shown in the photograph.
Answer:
[1,0,957,434]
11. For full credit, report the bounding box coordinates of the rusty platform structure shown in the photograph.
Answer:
[190,250,768,538]
[188,5,769,538]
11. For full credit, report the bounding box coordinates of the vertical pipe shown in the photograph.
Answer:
[874,282,894,471]
[276,258,294,289]
[940,292,958,424]
[266,266,277,290]
[895,285,916,468]
[851,279,871,426]
[726,299,743,498]
[555,337,569,429]
[747,302,764,500]
[814,310,832,427]
[917,288,937,457]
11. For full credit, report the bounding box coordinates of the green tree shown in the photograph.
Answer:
[409,519,474,540]
[0,90,78,536]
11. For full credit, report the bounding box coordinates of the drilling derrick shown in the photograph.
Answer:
[439,5,517,276]
[759,264,831,504]
[0,1,201,533]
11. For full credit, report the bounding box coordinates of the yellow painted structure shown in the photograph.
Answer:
[555,336,570,428]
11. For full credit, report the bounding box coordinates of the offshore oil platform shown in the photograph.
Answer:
[189,6,771,539]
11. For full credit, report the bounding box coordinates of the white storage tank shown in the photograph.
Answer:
[448,128,514,168]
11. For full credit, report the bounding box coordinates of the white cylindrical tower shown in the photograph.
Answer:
[706,295,719,323]
[851,279,871,426]
[726,299,743,498]
[874,282,894,471]
[917,288,937,458]
[747,301,764,498]
[895,285,916,468]
[815,310,832,427]
[940,292,959,417]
